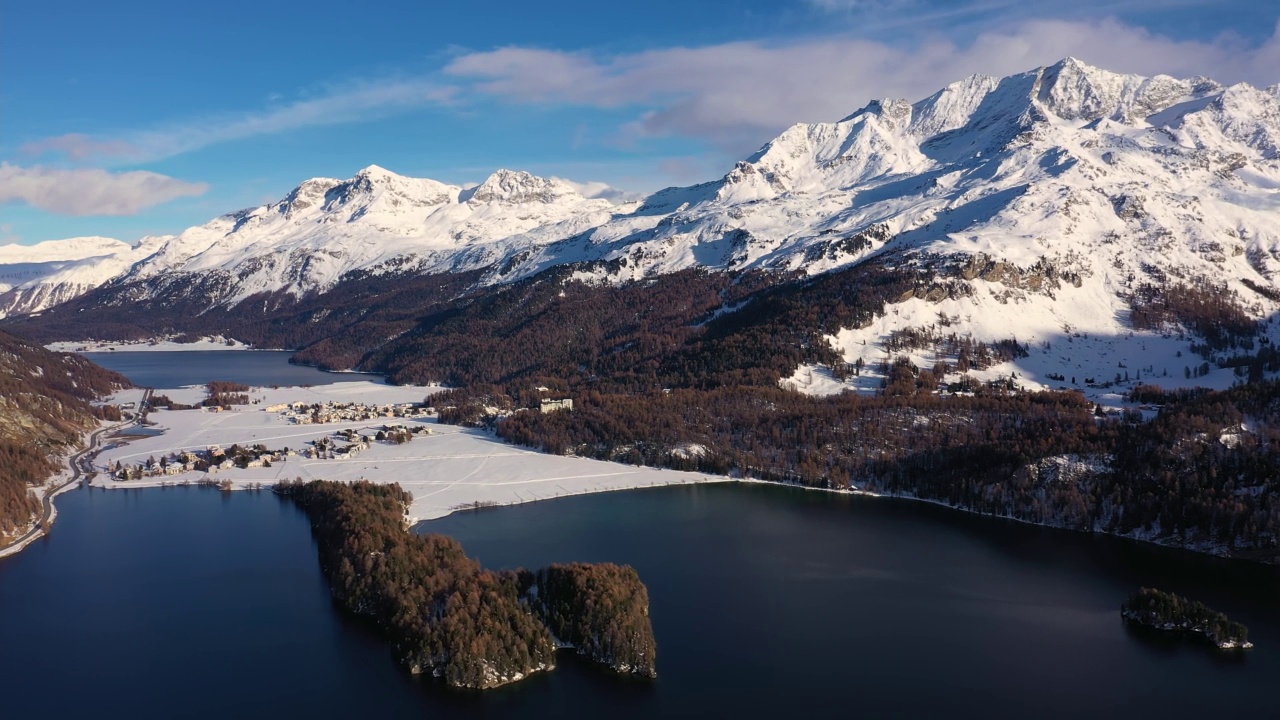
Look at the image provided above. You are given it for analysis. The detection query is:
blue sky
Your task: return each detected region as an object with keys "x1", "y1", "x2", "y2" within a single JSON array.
[{"x1": 3, "y1": 0, "x2": 1278, "y2": 244}]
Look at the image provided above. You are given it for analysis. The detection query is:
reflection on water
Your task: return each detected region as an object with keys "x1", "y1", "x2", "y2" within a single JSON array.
[
  {"x1": 1, "y1": 469, "x2": 1276, "y2": 718},
  {"x1": 111, "y1": 426, "x2": 164, "y2": 438}
]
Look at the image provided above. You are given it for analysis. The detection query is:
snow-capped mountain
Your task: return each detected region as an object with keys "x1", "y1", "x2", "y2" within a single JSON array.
[
  {"x1": 85, "y1": 165, "x2": 619, "y2": 306},
  {"x1": 0, "y1": 165, "x2": 628, "y2": 315},
  {"x1": 503, "y1": 57, "x2": 1280, "y2": 400},
  {"x1": 13, "y1": 57, "x2": 1280, "y2": 395},
  {"x1": 0, "y1": 236, "x2": 143, "y2": 318}
]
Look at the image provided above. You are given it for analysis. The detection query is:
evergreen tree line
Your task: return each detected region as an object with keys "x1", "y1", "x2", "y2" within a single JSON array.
[
  {"x1": 204, "y1": 380, "x2": 251, "y2": 407},
  {"x1": 1130, "y1": 279, "x2": 1261, "y2": 354},
  {"x1": 470, "y1": 381, "x2": 1280, "y2": 559},
  {"x1": 1122, "y1": 587, "x2": 1249, "y2": 647}
]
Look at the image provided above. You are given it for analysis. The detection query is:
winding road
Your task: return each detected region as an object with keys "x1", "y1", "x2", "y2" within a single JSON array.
[{"x1": 0, "y1": 389, "x2": 151, "y2": 557}]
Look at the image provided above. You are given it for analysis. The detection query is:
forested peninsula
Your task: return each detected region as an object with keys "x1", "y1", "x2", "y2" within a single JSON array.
[
  {"x1": 278, "y1": 480, "x2": 657, "y2": 689},
  {"x1": 1122, "y1": 588, "x2": 1252, "y2": 650}
]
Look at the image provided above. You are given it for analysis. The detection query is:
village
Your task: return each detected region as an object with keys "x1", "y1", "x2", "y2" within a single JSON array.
[
  {"x1": 93, "y1": 378, "x2": 712, "y2": 523},
  {"x1": 267, "y1": 399, "x2": 432, "y2": 424},
  {"x1": 111, "y1": 410, "x2": 431, "y2": 481}
]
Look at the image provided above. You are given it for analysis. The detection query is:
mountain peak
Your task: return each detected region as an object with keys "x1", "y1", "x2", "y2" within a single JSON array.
[
  {"x1": 908, "y1": 73, "x2": 1001, "y2": 140},
  {"x1": 1049, "y1": 56, "x2": 1093, "y2": 73},
  {"x1": 355, "y1": 164, "x2": 399, "y2": 179},
  {"x1": 468, "y1": 169, "x2": 578, "y2": 204},
  {"x1": 842, "y1": 98, "x2": 913, "y2": 129},
  {"x1": 0, "y1": 236, "x2": 129, "y2": 264},
  {"x1": 280, "y1": 177, "x2": 342, "y2": 217},
  {"x1": 1034, "y1": 57, "x2": 1216, "y2": 122},
  {"x1": 315, "y1": 165, "x2": 456, "y2": 215}
]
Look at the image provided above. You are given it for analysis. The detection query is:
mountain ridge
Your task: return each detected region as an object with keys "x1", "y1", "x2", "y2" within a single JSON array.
[{"x1": 7, "y1": 57, "x2": 1280, "y2": 403}]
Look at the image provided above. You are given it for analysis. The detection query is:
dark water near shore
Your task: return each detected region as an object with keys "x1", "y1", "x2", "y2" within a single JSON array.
[
  {"x1": 83, "y1": 350, "x2": 375, "y2": 388},
  {"x1": 1, "y1": 484, "x2": 1277, "y2": 718}
]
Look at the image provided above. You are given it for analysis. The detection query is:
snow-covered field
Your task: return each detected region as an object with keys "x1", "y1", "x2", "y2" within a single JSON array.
[
  {"x1": 47, "y1": 336, "x2": 254, "y2": 353},
  {"x1": 94, "y1": 381, "x2": 723, "y2": 521},
  {"x1": 782, "y1": 283, "x2": 1253, "y2": 407}
]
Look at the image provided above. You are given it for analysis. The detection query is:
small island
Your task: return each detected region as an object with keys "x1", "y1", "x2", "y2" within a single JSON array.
[
  {"x1": 1121, "y1": 588, "x2": 1253, "y2": 650},
  {"x1": 278, "y1": 480, "x2": 658, "y2": 689}
]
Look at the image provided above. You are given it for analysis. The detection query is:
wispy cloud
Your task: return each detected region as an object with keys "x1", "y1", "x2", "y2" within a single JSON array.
[
  {"x1": 0, "y1": 164, "x2": 208, "y2": 216},
  {"x1": 19, "y1": 134, "x2": 145, "y2": 162},
  {"x1": 552, "y1": 178, "x2": 646, "y2": 203},
  {"x1": 17, "y1": 16, "x2": 1280, "y2": 170},
  {"x1": 805, "y1": 0, "x2": 1224, "y2": 27},
  {"x1": 22, "y1": 79, "x2": 457, "y2": 164},
  {"x1": 804, "y1": 0, "x2": 912, "y2": 12},
  {"x1": 446, "y1": 18, "x2": 1280, "y2": 152}
]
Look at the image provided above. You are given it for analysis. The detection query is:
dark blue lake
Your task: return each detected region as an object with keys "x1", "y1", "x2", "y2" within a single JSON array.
[
  {"x1": 83, "y1": 350, "x2": 376, "y2": 388},
  {"x1": 1, "y1": 483, "x2": 1277, "y2": 718}
]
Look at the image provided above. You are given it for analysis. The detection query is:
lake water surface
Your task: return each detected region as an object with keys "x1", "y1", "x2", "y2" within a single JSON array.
[
  {"x1": 1, "y1": 351, "x2": 1276, "y2": 717},
  {"x1": 1, "y1": 484, "x2": 1277, "y2": 718},
  {"x1": 84, "y1": 350, "x2": 374, "y2": 388}
]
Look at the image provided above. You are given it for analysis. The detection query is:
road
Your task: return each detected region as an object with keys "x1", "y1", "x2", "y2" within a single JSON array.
[{"x1": 0, "y1": 388, "x2": 151, "y2": 557}]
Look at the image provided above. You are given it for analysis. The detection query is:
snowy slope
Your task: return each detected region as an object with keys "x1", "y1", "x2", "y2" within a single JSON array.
[
  {"x1": 0, "y1": 237, "x2": 139, "y2": 317},
  {"x1": 14, "y1": 58, "x2": 1280, "y2": 398},
  {"x1": 513, "y1": 58, "x2": 1267, "y2": 278},
  {"x1": 104, "y1": 165, "x2": 621, "y2": 305}
]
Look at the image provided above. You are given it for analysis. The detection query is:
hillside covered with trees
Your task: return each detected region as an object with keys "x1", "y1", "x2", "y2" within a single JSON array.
[
  {"x1": 483, "y1": 380, "x2": 1280, "y2": 558},
  {"x1": 0, "y1": 330, "x2": 129, "y2": 541},
  {"x1": 10, "y1": 251, "x2": 1280, "y2": 562},
  {"x1": 279, "y1": 480, "x2": 656, "y2": 689},
  {"x1": 375, "y1": 259, "x2": 1280, "y2": 562}
]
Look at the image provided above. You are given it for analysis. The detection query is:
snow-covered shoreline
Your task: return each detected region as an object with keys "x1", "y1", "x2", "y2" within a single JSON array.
[
  {"x1": 43, "y1": 379, "x2": 1259, "y2": 563},
  {"x1": 93, "y1": 381, "x2": 724, "y2": 523},
  {"x1": 46, "y1": 337, "x2": 279, "y2": 353}
]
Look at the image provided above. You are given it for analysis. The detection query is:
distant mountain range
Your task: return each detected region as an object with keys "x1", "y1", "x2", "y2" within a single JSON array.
[{"x1": 8, "y1": 57, "x2": 1280, "y2": 397}]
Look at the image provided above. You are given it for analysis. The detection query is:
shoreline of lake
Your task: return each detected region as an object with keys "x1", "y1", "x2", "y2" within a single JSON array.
[{"x1": 67, "y1": 350, "x2": 1277, "y2": 567}]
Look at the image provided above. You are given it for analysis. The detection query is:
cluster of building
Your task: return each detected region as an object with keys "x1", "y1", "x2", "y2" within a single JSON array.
[
  {"x1": 268, "y1": 400, "x2": 431, "y2": 425},
  {"x1": 110, "y1": 423, "x2": 431, "y2": 480},
  {"x1": 307, "y1": 433, "x2": 368, "y2": 460},
  {"x1": 111, "y1": 444, "x2": 290, "y2": 479}
]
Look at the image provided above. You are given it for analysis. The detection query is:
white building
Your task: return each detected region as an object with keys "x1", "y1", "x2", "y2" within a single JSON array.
[{"x1": 540, "y1": 398, "x2": 574, "y2": 413}]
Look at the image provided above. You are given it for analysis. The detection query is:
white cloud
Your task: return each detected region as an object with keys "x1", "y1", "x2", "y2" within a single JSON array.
[
  {"x1": 0, "y1": 164, "x2": 208, "y2": 216},
  {"x1": 23, "y1": 79, "x2": 456, "y2": 164},
  {"x1": 805, "y1": 0, "x2": 906, "y2": 11},
  {"x1": 553, "y1": 178, "x2": 646, "y2": 203},
  {"x1": 17, "y1": 16, "x2": 1279, "y2": 170},
  {"x1": 19, "y1": 134, "x2": 145, "y2": 162},
  {"x1": 445, "y1": 18, "x2": 1280, "y2": 152},
  {"x1": 804, "y1": 1, "x2": 1228, "y2": 28}
]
